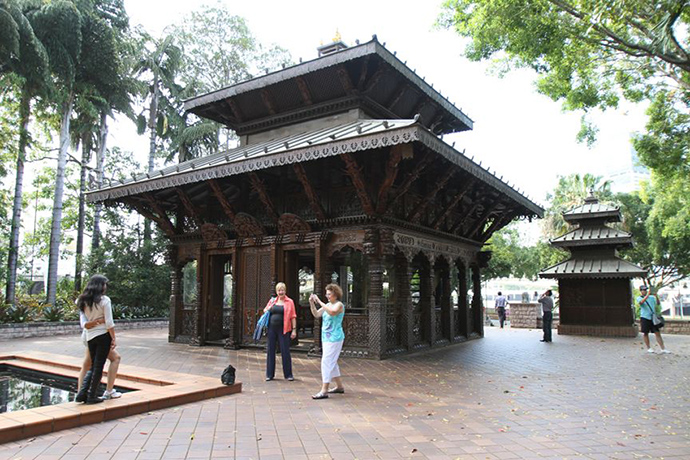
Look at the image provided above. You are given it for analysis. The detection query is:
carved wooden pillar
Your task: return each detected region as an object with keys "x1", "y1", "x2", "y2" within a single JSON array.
[
  {"x1": 167, "y1": 244, "x2": 181, "y2": 343},
  {"x1": 311, "y1": 233, "x2": 330, "y2": 355},
  {"x1": 457, "y1": 259, "x2": 469, "y2": 339},
  {"x1": 400, "y1": 256, "x2": 414, "y2": 351},
  {"x1": 191, "y1": 246, "x2": 204, "y2": 346},
  {"x1": 225, "y1": 250, "x2": 240, "y2": 349},
  {"x1": 365, "y1": 227, "x2": 384, "y2": 359},
  {"x1": 426, "y1": 258, "x2": 440, "y2": 346},
  {"x1": 471, "y1": 264, "x2": 483, "y2": 336},
  {"x1": 440, "y1": 261, "x2": 452, "y2": 343}
]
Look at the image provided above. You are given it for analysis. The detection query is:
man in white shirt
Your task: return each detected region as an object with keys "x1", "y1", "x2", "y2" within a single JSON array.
[{"x1": 495, "y1": 292, "x2": 508, "y2": 329}]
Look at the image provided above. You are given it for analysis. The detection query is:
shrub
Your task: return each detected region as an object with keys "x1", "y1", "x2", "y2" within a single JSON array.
[{"x1": 41, "y1": 303, "x2": 65, "y2": 322}]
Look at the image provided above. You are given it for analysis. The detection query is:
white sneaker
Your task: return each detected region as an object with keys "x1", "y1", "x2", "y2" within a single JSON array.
[
  {"x1": 660, "y1": 349, "x2": 671, "y2": 354},
  {"x1": 647, "y1": 348, "x2": 655, "y2": 353},
  {"x1": 103, "y1": 389, "x2": 122, "y2": 399}
]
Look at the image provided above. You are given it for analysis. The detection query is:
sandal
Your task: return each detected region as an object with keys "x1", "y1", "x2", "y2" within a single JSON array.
[
  {"x1": 311, "y1": 392, "x2": 329, "y2": 400},
  {"x1": 327, "y1": 387, "x2": 345, "y2": 394}
]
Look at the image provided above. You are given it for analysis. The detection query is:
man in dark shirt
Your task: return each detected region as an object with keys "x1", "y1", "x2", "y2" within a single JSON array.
[{"x1": 538, "y1": 290, "x2": 554, "y2": 342}]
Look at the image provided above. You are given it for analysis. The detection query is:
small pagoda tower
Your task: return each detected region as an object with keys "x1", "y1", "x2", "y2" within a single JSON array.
[{"x1": 539, "y1": 194, "x2": 646, "y2": 337}]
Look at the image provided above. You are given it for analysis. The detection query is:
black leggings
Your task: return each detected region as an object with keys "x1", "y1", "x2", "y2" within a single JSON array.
[{"x1": 87, "y1": 333, "x2": 112, "y2": 396}]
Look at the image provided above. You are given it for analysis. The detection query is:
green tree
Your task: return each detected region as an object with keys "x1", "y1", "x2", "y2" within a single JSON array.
[
  {"x1": 617, "y1": 182, "x2": 690, "y2": 290},
  {"x1": 484, "y1": 224, "x2": 565, "y2": 281},
  {"x1": 1, "y1": 0, "x2": 50, "y2": 307},
  {"x1": 543, "y1": 173, "x2": 612, "y2": 238}
]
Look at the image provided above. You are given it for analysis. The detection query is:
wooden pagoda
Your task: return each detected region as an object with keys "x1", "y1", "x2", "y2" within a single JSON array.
[
  {"x1": 88, "y1": 37, "x2": 543, "y2": 358},
  {"x1": 540, "y1": 195, "x2": 646, "y2": 337}
]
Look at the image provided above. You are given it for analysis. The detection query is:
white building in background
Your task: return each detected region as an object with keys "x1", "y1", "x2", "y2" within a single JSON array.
[{"x1": 605, "y1": 146, "x2": 651, "y2": 194}]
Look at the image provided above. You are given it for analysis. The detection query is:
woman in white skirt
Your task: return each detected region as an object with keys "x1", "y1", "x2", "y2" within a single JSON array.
[{"x1": 309, "y1": 283, "x2": 345, "y2": 399}]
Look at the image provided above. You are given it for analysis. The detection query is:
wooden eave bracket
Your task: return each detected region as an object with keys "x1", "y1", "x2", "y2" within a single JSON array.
[
  {"x1": 295, "y1": 76, "x2": 313, "y2": 106},
  {"x1": 292, "y1": 163, "x2": 326, "y2": 220},
  {"x1": 480, "y1": 210, "x2": 519, "y2": 242},
  {"x1": 341, "y1": 153, "x2": 375, "y2": 216},
  {"x1": 226, "y1": 99, "x2": 244, "y2": 123},
  {"x1": 248, "y1": 172, "x2": 280, "y2": 222},
  {"x1": 260, "y1": 89, "x2": 277, "y2": 115},
  {"x1": 133, "y1": 195, "x2": 176, "y2": 238},
  {"x1": 356, "y1": 55, "x2": 371, "y2": 91},
  {"x1": 407, "y1": 167, "x2": 455, "y2": 222},
  {"x1": 336, "y1": 65, "x2": 356, "y2": 96},
  {"x1": 387, "y1": 83, "x2": 409, "y2": 111},
  {"x1": 467, "y1": 201, "x2": 502, "y2": 239},
  {"x1": 389, "y1": 152, "x2": 434, "y2": 208},
  {"x1": 432, "y1": 178, "x2": 475, "y2": 230},
  {"x1": 208, "y1": 179, "x2": 237, "y2": 222},
  {"x1": 175, "y1": 188, "x2": 204, "y2": 228},
  {"x1": 375, "y1": 145, "x2": 405, "y2": 214},
  {"x1": 451, "y1": 200, "x2": 482, "y2": 235}
]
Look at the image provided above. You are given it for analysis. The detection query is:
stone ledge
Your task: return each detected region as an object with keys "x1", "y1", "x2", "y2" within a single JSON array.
[
  {"x1": 635, "y1": 319, "x2": 690, "y2": 335},
  {"x1": 0, "y1": 318, "x2": 169, "y2": 341}
]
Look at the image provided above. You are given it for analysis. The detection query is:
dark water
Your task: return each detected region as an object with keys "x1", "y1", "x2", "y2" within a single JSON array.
[{"x1": 0, "y1": 364, "x2": 130, "y2": 413}]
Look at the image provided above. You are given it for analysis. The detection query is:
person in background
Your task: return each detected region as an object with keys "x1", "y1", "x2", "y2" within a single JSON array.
[
  {"x1": 263, "y1": 282, "x2": 297, "y2": 381},
  {"x1": 495, "y1": 291, "x2": 508, "y2": 329},
  {"x1": 637, "y1": 285, "x2": 670, "y2": 354},
  {"x1": 76, "y1": 275, "x2": 116, "y2": 404},
  {"x1": 309, "y1": 283, "x2": 346, "y2": 399},
  {"x1": 77, "y1": 313, "x2": 122, "y2": 400},
  {"x1": 538, "y1": 290, "x2": 554, "y2": 343}
]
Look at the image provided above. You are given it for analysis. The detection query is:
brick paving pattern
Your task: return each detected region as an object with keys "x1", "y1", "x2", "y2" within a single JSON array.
[{"x1": 0, "y1": 326, "x2": 688, "y2": 459}]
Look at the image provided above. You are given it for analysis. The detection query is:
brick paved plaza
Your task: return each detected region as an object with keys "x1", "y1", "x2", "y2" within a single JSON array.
[{"x1": 0, "y1": 326, "x2": 688, "y2": 459}]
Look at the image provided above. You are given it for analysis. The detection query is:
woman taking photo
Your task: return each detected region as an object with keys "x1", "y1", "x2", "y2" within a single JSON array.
[
  {"x1": 309, "y1": 283, "x2": 345, "y2": 399},
  {"x1": 76, "y1": 275, "x2": 116, "y2": 404},
  {"x1": 263, "y1": 282, "x2": 297, "y2": 381}
]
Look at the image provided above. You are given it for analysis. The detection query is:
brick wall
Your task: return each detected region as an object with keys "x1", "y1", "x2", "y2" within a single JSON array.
[
  {"x1": 0, "y1": 318, "x2": 169, "y2": 341},
  {"x1": 509, "y1": 303, "x2": 540, "y2": 329}
]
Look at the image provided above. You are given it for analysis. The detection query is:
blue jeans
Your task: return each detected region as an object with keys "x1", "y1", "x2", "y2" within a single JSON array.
[{"x1": 266, "y1": 324, "x2": 293, "y2": 379}]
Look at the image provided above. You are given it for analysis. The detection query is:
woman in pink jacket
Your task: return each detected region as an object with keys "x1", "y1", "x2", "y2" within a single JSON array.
[{"x1": 263, "y1": 282, "x2": 297, "y2": 381}]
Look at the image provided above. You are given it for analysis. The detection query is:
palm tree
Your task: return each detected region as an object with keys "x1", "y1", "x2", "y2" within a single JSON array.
[
  {"x1": 543, "y1": 173, "x2": 613, "y2": 238},
  {"x1": 133, "y1": 31, "x2": 183, "y2": 241},
  {"x1": 1, "y1": 0, "x2": 49, "y2": 307}
]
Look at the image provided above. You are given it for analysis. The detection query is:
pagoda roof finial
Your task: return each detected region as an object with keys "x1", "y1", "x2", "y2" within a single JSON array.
[{"x1": 333, "y1": 29, "x2": 341, "y2": 43}]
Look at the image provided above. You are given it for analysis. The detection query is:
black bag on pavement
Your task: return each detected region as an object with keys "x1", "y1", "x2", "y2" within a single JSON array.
[{"x1": 221, "y1": 364, "x2": 236, "y2": 385}]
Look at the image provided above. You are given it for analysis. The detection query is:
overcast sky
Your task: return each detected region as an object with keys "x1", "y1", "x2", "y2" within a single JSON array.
[{"x1": 116, "y1": 0, "x2": 648, "y2": 207}]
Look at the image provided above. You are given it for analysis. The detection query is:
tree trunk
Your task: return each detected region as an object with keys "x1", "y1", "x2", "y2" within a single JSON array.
[
  {"x1": 46, "y1": 92, "x2": 74, "y2": 306},
  {"x1": 144, "y1": 80, "x2": 159, "y2": 242},
  {"x1": 74, "y1": 132, "x2": 91, "y2": 292},
  {"x1": 5, "y1": 88, "x2": 32, "y2": 307},
  {"x1": 91, "y1": 111, "x2": 108, "y2": 251}
]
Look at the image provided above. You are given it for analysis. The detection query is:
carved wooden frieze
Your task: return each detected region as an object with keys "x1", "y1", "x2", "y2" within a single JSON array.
[
  {"x1": 277, "y1": 213, "x2": 311, "y2": 235},
  {"x1": 327, "y1": 230, "x2": 365, "y2": 256},
  {"x1": 393, "y1": 231, "x2": 476, "y2": 264},
  {"x1": 234, "y1": 212, "x2": 265, "y2": 238},
  {"x1": 200, "y1": 223, "x2": 227, "y2": 242}
]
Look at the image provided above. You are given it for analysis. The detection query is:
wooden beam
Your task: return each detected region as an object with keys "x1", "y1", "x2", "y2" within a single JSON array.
[
  {"x1": 135, "y1": 196, "x2": 176, "y2": 237},
  {"x1": 295, "y1": 76, "x2": 313, "y2": 105},
  {"x1": 432, "y1": 178, "x2": 475, "y2": 230},
  {"x1": 260, "y1": 89, "x2": 277, "y2": 115},
  {"x1": 407, "y1": 168, "x2": 455, "y2": 222},
  {"x1": 480, "y1": 211, "x2": 516, "y2": 242},
  {"x1": 225, "y1": 99, "x2": 244, "y2": 122},
  {"x1": 364, "y1": 66, "x2": 386, "y2": 92},
  {"x1": 336, "y1": 65, "x2": 356, "y2": 95},
  {"x1": 341, "y1": 153, "x2": 375, "y2": 216},
  {"x1": 248, "y1": 172, "x2": 279, "y2": 222},
  {"x1": 356, "y1": 55, "x2": 371, "y2": 90},
  {"x1": 387, "y1": 83, "x2": 408, "y2": 111},
  {"x1": 376, "y1": 145, "x2": 405, "y2": 214},
  {"x1": 292, "y1": 163, "x2": 326, "y2": 220},
  {"x1": 208, "y1": 179, "x2": 237, "y2": 222},
  {"x1": 451, "y1": 200, "x2": 482, "y2": 235},
  {"x1": 389, "y1": 152, "x2": 434, "y2": 207},
  {"x1": 175, "y1": 188, "x2": 204, "y2": 228},
  {"x1": 467, "y1": 201, "x2": 502, "y2": 240}
]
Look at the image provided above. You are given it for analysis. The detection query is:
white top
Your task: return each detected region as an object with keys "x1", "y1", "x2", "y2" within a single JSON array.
[
  {"x1": 495, "y1": 295, "x2": 507, "y2": 308},
  {"x1": 80, "y1": 295, "x2": 114, "y2": 341}
]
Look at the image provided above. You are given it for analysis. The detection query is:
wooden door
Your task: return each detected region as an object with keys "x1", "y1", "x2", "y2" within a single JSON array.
[{"x1": 240, "y1": 247, "x2": 273, "y2": 344}]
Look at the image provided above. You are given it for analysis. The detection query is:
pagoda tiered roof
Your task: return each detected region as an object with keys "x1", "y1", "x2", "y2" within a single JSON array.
[{"x1": 184, "y1": 37, "x2": 473, "y2": 138}]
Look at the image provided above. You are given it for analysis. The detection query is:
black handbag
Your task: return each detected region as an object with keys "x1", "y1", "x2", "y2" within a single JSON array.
[{"x1": 221, "y1": 364, "x2": 236, "y2": 385}]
